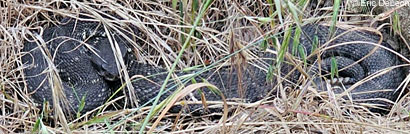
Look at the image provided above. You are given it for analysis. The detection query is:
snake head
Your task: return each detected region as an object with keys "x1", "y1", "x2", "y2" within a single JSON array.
[
  {"x1": 92, "y1": 60, "x2": 119, "y2": 81},
  {"x1": 90, "y1": 41, "x2": 127, "y2": 81}
]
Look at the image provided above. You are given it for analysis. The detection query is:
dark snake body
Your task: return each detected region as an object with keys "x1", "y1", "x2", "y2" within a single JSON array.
[
  {"x1": 22, "y1": 21, "x2": 406, "y2": 114},
  {"x1": 22, "y1": 21, "x2": 126, "y2": 112},
  {"x1": 300, "y1": 25, "x2": 405, "y2": 111}
]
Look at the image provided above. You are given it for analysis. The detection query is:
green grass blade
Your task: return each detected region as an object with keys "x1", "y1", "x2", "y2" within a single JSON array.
[
  {"x1": 266, "y1": 65, "x2": 276, "y2": 82},
  {"x1": 287, "y1": 1, "x2": 302, "y2": 26},
  {"x1": 259, "y1": 37, "x2": 268, "y2": 51},
  {"x1": 277, "y1": 27, "x2": 292, "y2": 68},
  {"x1": 297, "y1": 0, "x2": 309, "y2": 7},
  {"x1": 292, "y1": 26, "x2": 302, "y2": 56},
  {"x1": 76, "y1": 93, "x2": 87, "y2": 118},
  {"x1": 179, "y1": 0, "x2": 186, "y2": 44},
  {"x1": 274, "y1": 0, "x2": 283, "y2": 26},
  {"x1": 330, "y1": 57, "x2": 339, "y2": 80},
  {"x1": 311, "y1": 35, "x2": 318, "y2": 54},
  {"x1": 172, "y1": 0, "x2": 178, "y2": 9},
  {"x1": 298, "y1": 43, "x2": 307, "y2": 68},
  {"x1": 329, "y1": 0, "x2": 341, "y2": 38},
  {"x1": 393, "y1": 12, "x2": 401, "y2": 34}
]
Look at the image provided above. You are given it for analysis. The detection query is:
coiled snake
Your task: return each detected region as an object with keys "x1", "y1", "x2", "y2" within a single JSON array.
[{"x1": 22, "y1": 20, "x2": 406, "y2": 114}]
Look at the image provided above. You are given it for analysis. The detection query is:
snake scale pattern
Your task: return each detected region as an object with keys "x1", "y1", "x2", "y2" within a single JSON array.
[{"x1": 22, "y1": 20, "x2": 406, "y2": 114}]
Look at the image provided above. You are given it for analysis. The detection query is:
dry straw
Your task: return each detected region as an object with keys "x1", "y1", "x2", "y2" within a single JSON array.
[{"x1": 0, "y1": 0, "x2": 409, "y2": 133}]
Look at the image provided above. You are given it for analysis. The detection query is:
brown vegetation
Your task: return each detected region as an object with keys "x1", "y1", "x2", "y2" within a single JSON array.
[{"x1": 0, "y1": 0, "x2": 409, "y2": 133}]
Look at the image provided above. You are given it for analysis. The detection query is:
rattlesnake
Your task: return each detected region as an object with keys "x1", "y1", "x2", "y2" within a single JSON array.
[{"x1": 22, "y1": 20, "x2": 406, "y2": 114}]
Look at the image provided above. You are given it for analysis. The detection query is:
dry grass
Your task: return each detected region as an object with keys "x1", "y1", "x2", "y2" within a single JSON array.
[{"x1": 0, "y1": 0, "x2": 409, "y2": 133}]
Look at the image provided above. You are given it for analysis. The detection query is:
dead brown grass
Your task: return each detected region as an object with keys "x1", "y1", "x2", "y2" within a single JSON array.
[{"x1": 0, "y1": 0, "x2": 409, "y2": 133}]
